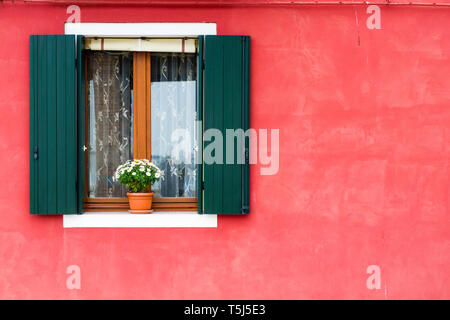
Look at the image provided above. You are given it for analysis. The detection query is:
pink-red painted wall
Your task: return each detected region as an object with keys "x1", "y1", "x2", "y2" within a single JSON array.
[{"x1": 0, "y1": 2, "x2": 449, "y2": 299}]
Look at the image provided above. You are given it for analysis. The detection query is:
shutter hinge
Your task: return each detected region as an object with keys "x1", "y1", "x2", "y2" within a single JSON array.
[
  {"x1": 245, "y1": 147, "x2": 249, "y2": 164},
  {"x1": 201, "y1": 180, "x2": 205, "y2": 190},
  {"x1": 240, "y1": 205, "x2": 249, "y2": 214},
  {"x1": 33, "y1": 146, "x2": 38, "y2": 160}
]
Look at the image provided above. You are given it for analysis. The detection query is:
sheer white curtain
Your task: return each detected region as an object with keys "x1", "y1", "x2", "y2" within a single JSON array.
[
  {"x1": 150, "y1": 53, "x2": 197, "y2": 197},
  {"x1": 86, "y1": 51, "x2": 133, "y2": 198}
]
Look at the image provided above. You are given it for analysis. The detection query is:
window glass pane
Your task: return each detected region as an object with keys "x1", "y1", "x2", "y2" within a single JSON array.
[
  {"x1": 86, "y1": 51, "x2": 133, "y2": 198},
  {"x1": 151, "y1": 53, "x2": 197, "y2": 198}
]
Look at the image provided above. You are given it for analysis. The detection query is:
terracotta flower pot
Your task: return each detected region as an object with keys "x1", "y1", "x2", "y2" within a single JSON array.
[{"x1": 127, "y1": 192, "x2": 154, "y2": 214}]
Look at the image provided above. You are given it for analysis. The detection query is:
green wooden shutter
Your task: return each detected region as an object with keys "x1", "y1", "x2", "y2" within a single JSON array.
[
  {"x1": 198, "y1": 35, "x2": 250, "y2": 215},
  {"x1": 29, "y1": 35, "x2": 84, "y2": 215}
]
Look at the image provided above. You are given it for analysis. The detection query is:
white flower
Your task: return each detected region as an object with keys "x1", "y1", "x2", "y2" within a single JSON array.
[
  {"x1": 139, "y1": 166, "x2": 145, "y2": 172},
  {"x1": 146, "y1": 172, "x2": 150, "y2": 176},
  {"x1": 155, "y1": 172, "x2": 160, "y2": 178},
  {"x1": 132, "y1": 172, "x2": 136, "y2": 176}
]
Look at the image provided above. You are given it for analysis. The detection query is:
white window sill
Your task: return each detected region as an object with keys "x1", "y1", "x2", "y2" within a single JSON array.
[{"x1": 63, "y1": 211, "x2": 217, "y2": 228}]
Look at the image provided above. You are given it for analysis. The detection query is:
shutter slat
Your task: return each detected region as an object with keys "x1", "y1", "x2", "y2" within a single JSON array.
[
  {"x1": 30, "y1": 35, "x2": 81, "y2": 215},
  {"x1": 57, "y1": 36, "x2": 66, "y2": 212},
  {"x1": 29, "y1": 36, "x2": 37, "y2": 214},
  {"x1": 196, "y1": 36, "x2": 204, "y2": 213},
  {"x1": 77, "y1": 35, "x2": 85, "y2": 214},
  {"x1": 204, "y1": 36, "x2": 223, "y2": 214},
  {"x1": 243, "y1": 36, "x2": 251, "y2": 212},
  {"x1": 48, "y1": 36, "x2": 58, "y2": 214},
  {"x1": 201, "y1": 35, "x2": 250, "y2": 215},
  {"x1": 66, "y1": 36, "x2": 77, "y2": 214},
  {"x1": 223, "y1": 36, "x2": 242, "y2": 214},
  {"x1": 65, "y1": 36, "x2": 76, "y2": 213},
  {"x1": 37, "y1": 36, "x2": 48, "y2": 214}
]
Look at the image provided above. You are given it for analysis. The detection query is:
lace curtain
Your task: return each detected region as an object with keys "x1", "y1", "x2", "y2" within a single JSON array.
[
  {"x1": 150, "y1": 53, "x2": 197, "y2": 197},
  {"x1": 86, "y1": 51, "x2": 133, "y2": 198}
]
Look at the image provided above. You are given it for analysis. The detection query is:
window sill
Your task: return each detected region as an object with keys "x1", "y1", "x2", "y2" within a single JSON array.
[{"x1": 63, "y1": 211, "x2": 217, "y2": 228}]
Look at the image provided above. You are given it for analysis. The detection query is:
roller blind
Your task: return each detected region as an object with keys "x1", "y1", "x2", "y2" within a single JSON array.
[{"x1": 85, "y1": 38, "x2": 197, "y2": 53}]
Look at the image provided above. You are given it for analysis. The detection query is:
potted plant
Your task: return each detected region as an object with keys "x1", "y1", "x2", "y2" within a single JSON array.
[{"x1": 114, "y1": 159, "x2": 162, "y2": 214}]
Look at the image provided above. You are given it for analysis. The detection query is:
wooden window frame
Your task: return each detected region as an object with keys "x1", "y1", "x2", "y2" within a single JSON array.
[{"x1": 83, "y1": 50, "x2": 197, "y2": 212}]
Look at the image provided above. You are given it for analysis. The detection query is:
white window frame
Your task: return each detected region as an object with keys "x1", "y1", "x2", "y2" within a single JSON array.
[{"x1": 63, "y1": 23, "x2": 217, "y2": 228}]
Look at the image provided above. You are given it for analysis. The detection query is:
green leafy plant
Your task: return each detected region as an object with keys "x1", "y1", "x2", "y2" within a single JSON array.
[{"x1": 114, "y1": 159, "x2": 162, "y2": 193}]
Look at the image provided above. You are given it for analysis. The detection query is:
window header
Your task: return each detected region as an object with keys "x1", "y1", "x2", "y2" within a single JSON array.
[{"x1": 65, "y1": 23, "x2": 217, "y2": 38}]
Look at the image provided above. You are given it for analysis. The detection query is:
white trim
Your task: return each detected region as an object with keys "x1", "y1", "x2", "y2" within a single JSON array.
[
  {"x1": 63, "y1": 212, "x2": 217, "y2": 228},
  {"x1": 64, "y1": 23, "x2": 217, "y2": 37},
  {"x1": 63, "y1": 23, "x2": 217, "y2": 228}
]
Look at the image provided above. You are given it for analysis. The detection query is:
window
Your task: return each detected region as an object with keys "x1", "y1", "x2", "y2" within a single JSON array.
[
  {"x1": 29, "y1": 25, "x2": 250, "y2": 217},
  {"x1": 83, "y1": 48, "x2": 198, "y2": 211}
]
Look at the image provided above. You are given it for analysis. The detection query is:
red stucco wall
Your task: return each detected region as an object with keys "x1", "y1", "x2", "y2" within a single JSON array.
[{"x1": 0, "y1": 2, "x2": 449, "y2": 299}]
